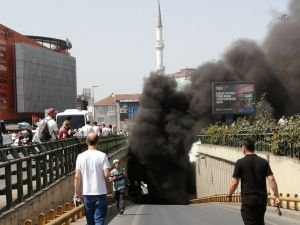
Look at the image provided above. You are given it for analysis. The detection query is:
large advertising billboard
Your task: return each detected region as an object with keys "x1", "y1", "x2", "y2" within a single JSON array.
[
  {"x1": 15, "y1": 43, "x2": 76, "y2": 112},
  {"x1": 212, "y1": 81, "x2": 255, "y2": 114}
]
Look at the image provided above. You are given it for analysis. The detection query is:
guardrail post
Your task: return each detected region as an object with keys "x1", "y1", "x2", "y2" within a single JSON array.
[
  {"x1": 47, "y1": 209, "x2": 56, "y2": 221},
  {"x1": 48, "y1": 154, "x2": 54, "y2": 183},
  {"x1": 64, "y1": 202, "x2": 71, "y2": 212},
  {"x1": 295, "y1": 194, "x2": 299, "y2": 211},
  {"x1": 24, "y1": 219, "x2": 32, "y2": 225},
  {"x1": 56, "y1": 205, "x2": 63, "y2": 218},
  {"x1": 5, "y1": 162, "x2": 13, "y2": 209},
  {"x1": 239, "y1": 194, "x2": 241, "y2": 202},
  {"x1": 42, "y1": 154, "x2": 48, "y2": 188},
  {"x1": 35, "y1": 153, "x2": 42, "y2": 191},
  {"x1": 286, "y1": 193, "x2": 290, "y2": 209},
  {"x1": 17, "y1": 159, "x2": 24, "y2": 202},
  {"x1": 267, "y1": 193, "x2": 271, "y2": 206},
  {"x1": 279, "y1": 193, "x2": 283, "y2": 208},
  {"x1": 37, "y1": 213, "x2": 45, "y2": 225},
  {"x1": 26, "y1": 154, "x2": 33, "y2": 196}
]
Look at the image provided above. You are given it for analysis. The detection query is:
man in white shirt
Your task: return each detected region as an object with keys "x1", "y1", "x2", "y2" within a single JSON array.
[
  {"x1": 102, "y1": 124, "x2": 111, "y2": 136},
  {"x1": 79, "y1": 121, "x2": 94, "y2": 136},
  {"x1": 47, "y1": 108, "x2": 59, "y2": 140},
  {"x1": 74, "y1": 132, "x2": 111, "y2": 225},
  {"x1": 92, "y1": 121, "x2": 100, "y2": 136},
  {"x1": 38, "y1": 108, "x2": 58, "y2": 142}
]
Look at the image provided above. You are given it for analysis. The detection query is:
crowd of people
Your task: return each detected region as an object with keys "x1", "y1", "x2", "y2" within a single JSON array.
[{"x1": 10, "y1": 107, "x2": 127, "y2": 146}]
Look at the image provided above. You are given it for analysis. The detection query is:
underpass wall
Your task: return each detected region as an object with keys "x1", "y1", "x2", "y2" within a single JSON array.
[
  {"x1": 0, "y1": 175, "x2": 75, "y2": 225},
  {"x1": 0, "y1": 146, "x2": 128, "y2": 225},
  {"x1": 194, "y1": 143, "x2": 300, "y2": 198}
]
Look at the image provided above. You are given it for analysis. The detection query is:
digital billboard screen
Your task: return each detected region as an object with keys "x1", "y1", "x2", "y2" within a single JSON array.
[{"x1": 212, "y1": 81, "x2": 255, "y2": 114}]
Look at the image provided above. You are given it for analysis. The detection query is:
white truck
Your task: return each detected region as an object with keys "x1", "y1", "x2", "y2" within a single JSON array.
[{"x1": 56, "y1": 109, "x2": 92, "y2": 130}]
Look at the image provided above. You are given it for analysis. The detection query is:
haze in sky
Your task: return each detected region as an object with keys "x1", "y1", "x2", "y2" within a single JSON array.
[{"x1": 1, "y1": 0, "x2": 288, "y2": 101}]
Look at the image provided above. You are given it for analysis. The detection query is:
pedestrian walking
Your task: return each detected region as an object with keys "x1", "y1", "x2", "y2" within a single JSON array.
[
  {"x1": 74, "y1": 132, "x2": 111, "y2": 225},
  {"x1": 228, "y1": 139, "x2": 280, "y2": 225},
  {"x1": 141, "y1": 181, "x2": 149, "y2": 204},
  {"x1": 109, "y1": 159, "x2": 127, "y2": 214}
]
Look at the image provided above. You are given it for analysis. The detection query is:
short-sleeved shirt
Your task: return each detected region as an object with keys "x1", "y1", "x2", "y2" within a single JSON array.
[
  {"x1": 59, "y1": 127, "x2": 69, "y2": 138},
  {"x1": 232, "y1": 154, "x2": 273, "y2": 205},
  {"x1": 76, "y1": 150, "x2": 110, "y2": 195},
  {"x1": 80, "y1": 124, "x2": 94, "y2": 136},
  {"x1": 110, "y1": 168, "x2": 126, "y2": 191},
  {"x1": 45, "y1": 116, "x2": 58, "y2": 140}
]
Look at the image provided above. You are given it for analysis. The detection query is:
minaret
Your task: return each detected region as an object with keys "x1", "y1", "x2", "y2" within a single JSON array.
[{"x1": 155, "y1": 0, "x2": 165, "y2": 74}]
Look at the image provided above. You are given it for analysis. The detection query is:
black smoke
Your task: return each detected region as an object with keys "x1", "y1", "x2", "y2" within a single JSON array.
[
  {"x1": 129, "y1": 0, "x2": 300, "y2": 204},
  {"x1": 129, "y1": 74, "x2": 195, "y2": 204}
]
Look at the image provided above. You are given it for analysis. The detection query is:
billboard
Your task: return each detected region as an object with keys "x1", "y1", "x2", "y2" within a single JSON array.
[
  {"x1": 212, "y1": 81, "x2": 255, "y2": 114},
  {"x1": 118, "y1": 101, "x2": 139, "y2": 122},
  {"x1": 15, "y1": 43, "x2": 76, "y2": 112}
]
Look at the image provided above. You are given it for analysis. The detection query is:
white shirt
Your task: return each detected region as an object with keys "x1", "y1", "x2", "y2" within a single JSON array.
[
  {"x1": 102, "y1": 127, "x2": 111, "y2": 136},
  {"x1": 45, "y1": 116, "x2": 58, "y2": 140},
  {"x1": 76, "y1": 150, "x2": 110, "y2": 195},
  {"x1": 141, "y1": 183, "x2": 148, "y2": 195},
  {"x1": 80, "y1": 124, "x2": 94, "y2": 136},
  {"x1": 92, "y1": 125, "x2": 100, "y2": 136}
]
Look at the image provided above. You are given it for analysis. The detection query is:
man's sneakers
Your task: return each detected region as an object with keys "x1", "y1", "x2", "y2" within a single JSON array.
[{"x1": 119, "y1": 209, "x2": 124, "y2": 215}]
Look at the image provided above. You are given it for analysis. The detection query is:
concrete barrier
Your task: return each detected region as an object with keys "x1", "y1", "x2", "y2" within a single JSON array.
[{"x1": 194, "y1": 143, "x2": 300, "y2": 198}]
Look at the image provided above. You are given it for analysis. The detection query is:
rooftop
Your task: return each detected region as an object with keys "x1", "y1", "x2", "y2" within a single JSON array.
[{"x1": 95, "y1": 93, "x2": 141, "y2": 105}]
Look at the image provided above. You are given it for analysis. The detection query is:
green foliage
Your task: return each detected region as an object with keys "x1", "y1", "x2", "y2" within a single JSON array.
[
  {"x1": 203, "y1": 96, "x2": 300, "y2": 156},
  {"x1": 206, "y1": 123, "x2": 226, "y2": 145}
]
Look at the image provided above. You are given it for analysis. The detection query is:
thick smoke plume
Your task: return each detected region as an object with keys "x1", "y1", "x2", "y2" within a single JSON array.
[
  {"x1": 129, "y1": 74, "x2": 195, "y2": 204},
  {"x1": 129, "y1": 0, "x2": 300, "y2": 204}
]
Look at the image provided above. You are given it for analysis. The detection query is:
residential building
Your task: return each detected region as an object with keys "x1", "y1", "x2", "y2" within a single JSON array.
[
  {"x1": 94, "y1": 93, "x2": 141, "y2": 132},
  {"x1": 168, "y1": 68, "x2": 196, "y2": 90}
]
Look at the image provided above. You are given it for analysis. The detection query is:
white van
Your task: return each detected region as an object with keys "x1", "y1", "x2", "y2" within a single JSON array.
[{"x1": 56, "y1": 109, "x2": 91, "y2": 130}]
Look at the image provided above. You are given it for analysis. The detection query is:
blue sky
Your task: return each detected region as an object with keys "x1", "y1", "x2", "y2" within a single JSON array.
[{"x1": 1, "y1": 0, "x2": 288, "y2": 101}]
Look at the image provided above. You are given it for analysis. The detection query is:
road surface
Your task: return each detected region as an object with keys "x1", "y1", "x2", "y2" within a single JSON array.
[{"x1": 106, "y1": 203, "x2": 300, "y2": 225}]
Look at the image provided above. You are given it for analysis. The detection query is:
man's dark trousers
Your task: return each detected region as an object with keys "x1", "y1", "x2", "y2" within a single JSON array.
[{"x1": 241, "y1": 204, "x2": 266, "y2": 225}]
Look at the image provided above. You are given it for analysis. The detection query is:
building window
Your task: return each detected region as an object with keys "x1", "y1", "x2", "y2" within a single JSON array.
[
  {"x1": 108, "y1": 105, "x2": 115, "y2": 112},
  {"x1": 98, "y1": 117, "x2": 105, "y2": 123}
]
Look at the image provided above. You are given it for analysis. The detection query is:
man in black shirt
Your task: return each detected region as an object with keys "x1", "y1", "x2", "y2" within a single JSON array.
[{"x1": 228, "y1": 139, "x2": 280, "y2": 225}]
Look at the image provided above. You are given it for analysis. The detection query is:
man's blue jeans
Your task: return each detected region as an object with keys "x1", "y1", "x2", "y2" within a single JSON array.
[{"x1": 83, "y1": 195, "x2": 107, "y2": 225}]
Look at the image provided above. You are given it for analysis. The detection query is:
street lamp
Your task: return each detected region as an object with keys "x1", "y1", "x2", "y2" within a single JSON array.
[{"x1": 91, "y1": 85, "x2": 99, "y2": 122}]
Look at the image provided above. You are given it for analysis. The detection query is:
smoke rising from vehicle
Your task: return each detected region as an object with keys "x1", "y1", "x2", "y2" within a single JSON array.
[{"x1": 129, "y1": 0, "x2": 300, "y2": 204}]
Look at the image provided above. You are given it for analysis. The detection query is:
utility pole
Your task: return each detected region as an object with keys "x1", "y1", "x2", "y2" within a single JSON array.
[{"x1": 91, "y1": 85, "x2": 98, "y2": 122}]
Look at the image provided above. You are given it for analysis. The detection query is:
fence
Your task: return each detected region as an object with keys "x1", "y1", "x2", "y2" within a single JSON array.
[
  {"x1": 191, "y1": 193, "x2": 300, "y2": 211},
  {"x1": 0, "y1": 135, "x2": 127, "y2": 214},
  {"x1": 23, "y1": 195, "x2": 116, "y2": 225},
  {"x1": 198, "y1": 133, "x2": 300, "y2": 159}
]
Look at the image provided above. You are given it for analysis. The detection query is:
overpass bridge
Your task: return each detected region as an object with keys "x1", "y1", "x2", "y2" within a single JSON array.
[{"x1": 1, "y1": 135, "x2": 300, "y2": 225}]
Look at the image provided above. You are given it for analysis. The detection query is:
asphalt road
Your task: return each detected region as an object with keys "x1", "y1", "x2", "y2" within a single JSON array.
[{"x1": 106, "y1": 203, "x2": 300, "y2": 225}]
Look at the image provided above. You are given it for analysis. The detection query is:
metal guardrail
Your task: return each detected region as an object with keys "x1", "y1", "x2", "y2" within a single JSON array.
[
  {"x1": 191, "y1": 193, "x2": 300, "y2": 211},
  {"x1": 23, "y1": 195, "x2": 115, "y2": 225},
  {"x1": 197, "y1": 133, "x2": 300, "y2": 159},
  {"x1": 0, "y1": 135, "x2": 127, "y2": 214}
]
